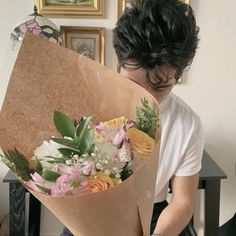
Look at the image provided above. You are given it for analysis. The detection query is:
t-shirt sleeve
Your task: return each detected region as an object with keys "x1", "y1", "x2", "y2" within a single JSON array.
[{"x1": 175, "y1": 116, "x2": 204, "y2": 176}]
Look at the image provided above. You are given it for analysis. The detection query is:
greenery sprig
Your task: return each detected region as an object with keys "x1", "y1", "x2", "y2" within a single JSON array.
[
  {"x1": 0, "y1": 148, "x2": 31, "y2": 181},
  {"x1": 0, "y1": 148, "x2": 43, "y2": 181},
  {"x1": 136, "y1": 97, "x2": 158, "y2": 138}
]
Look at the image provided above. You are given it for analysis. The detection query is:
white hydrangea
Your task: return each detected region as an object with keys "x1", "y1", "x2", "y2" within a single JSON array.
[
  {"x1": 92, "y1": 139, "x2": 126, "y2": 177},
  {"x1": 32, "y1": 139, "x2": 64, "y2": 168}
]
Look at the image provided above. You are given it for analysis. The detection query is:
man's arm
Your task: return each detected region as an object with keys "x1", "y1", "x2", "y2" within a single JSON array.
[{"x1": 154, "y1": 173, "x2": 199, "y2": 236}]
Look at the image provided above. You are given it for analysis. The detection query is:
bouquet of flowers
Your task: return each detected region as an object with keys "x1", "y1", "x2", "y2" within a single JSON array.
[
  {"x1": 1, "y1": 98, "x2": 158, "y2": 198},
  {"x1": 0, "y1": 33, "x2": 161, "y2": 236}
]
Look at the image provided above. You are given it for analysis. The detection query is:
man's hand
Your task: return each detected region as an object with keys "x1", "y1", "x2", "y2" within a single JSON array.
[{"x1": 154, "y1": 173, "x2": 199, "y2": 236}]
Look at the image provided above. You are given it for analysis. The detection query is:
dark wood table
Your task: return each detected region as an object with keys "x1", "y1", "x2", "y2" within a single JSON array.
[
  {"x1": 199, "y1": 151, "x2": 227, "y2": 236},
  {"x1": 3, "y1": 172, "x2": 41, "y2": 236},
  {"x1": 3, "y1": 150, "x2": 227, "y2": 236}
]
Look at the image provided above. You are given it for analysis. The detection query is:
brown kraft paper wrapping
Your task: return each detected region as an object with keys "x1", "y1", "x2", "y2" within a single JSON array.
[{"x1": 0, "y1": 33, "x2": 161, "y2": 236}]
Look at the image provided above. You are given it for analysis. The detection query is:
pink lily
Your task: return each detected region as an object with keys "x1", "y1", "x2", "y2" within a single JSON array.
[
  {"x1": 113, "y1": 128, "x2": 128, "y2": 145},
  {"x1": 79, "y1": 162, "x2": 94, "y2": 175},
  {"x1": 116, "y1": 141, "x2": 131, "y2": 162},
  {"x1": 57, "y1": 163, "x2": 73, "y2": 174},
  {"x1": 51, "y1": 183, "x2": 72, "y2": 197},
  {"x1": 26, "y1": 180, "x2": 44, "y2": 193},
  {"x1": 31, "y1": 172, "x2": 45, "y2": 182},
  {"x1": 26, "y1": 172, "x2": 52, "y2": 194}
]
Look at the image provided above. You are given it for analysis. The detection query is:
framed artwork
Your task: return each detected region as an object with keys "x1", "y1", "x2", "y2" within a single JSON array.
[
  {"x1": 35, "y1": 0, "x2": 105, "y2": 18},
  {"x1": 60, "y1": 26, "x2": 105, "y2": 64},
  {"x1": 117, "y1": 0, "x2": 189, "y2": 19}
]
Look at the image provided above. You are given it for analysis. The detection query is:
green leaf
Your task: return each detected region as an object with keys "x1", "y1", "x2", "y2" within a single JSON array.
[
  {"x1": 42, "y1": 169, "x2": 61, "y2": 181},
  {"x1": 36, "y1": 184, "x2": 51, "y2": 194},
  {"x1": 89, "y1": 143, "x2": 95, "y2": 154},
  {"x1": 76, "y1": 116, "x2": 92, "y2": 140},
  {"x1": 79, "y1": 128, "x2": 94, "y2": 154},
  {"x1": 51, "y1": 137, "x2": 80, "y2": 149},
  {"x1": 54, "y1": 111, "x2": 76, "y2": 138},
  {"x1": 45, "y1": 156, "x2": 66, "y2": 164},
  {"x1": 58, "y1": 148, "x2": 81, "y2": 159},
  {"x1": 70, "y1": 180, "x2": 80, "y2": 188}
]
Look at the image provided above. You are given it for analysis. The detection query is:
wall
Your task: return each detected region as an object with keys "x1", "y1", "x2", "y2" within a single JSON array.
[
  {"x1": 174, "y1": 1, "x2": 236, "y2": 234},
  {"x1": 0, "y1": 0, "x2": 235, "y2": 235}
]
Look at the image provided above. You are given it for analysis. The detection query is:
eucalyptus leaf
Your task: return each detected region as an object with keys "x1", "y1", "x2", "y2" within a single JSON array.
[{"x1": 54, "y1": 111, "x2": 76, "y2": 138}]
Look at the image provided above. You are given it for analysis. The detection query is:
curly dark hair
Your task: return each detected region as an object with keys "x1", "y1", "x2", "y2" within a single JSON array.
[{"x1": 113, "y1": 0, "x2": 199, "y2": 76}]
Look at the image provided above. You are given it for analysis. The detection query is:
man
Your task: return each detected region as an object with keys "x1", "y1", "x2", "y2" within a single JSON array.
[
  {"x1": 61, "y1": 0, "x2": 203, "y2": 235},
  {"x1": 113, "y1": 0, "x2": 204, "y2": 235}
]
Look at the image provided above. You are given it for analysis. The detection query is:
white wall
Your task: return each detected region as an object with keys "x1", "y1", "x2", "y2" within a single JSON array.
[
  {"x1": 0, "y1": 0, "x2": 235, "y2": 236},
  {"x1": 173, "y1": 1, "x2": 236, "y2": 233}
]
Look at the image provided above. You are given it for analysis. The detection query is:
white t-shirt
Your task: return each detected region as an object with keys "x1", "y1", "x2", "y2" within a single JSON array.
[{"x1": 154, "y1": 93, "x2": 204, "y2": 202}]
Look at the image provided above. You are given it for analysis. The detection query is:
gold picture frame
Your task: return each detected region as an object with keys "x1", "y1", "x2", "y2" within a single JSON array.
[
  {"x1": 117, "y1": 0, "x2": 189, "y2": 19},
  {"x1": 35, "y1": 0, "x2": 105, "y2": 18},
  {"x1": 60, "y1": 26, "x2": 105, "y2": 64}
]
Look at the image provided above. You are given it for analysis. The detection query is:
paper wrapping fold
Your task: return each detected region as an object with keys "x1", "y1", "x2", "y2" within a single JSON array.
[{"x1": 0, "y1": 33, "x2": 161, "y2": 236}]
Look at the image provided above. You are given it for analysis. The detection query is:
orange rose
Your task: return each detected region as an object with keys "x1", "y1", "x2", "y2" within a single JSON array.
[
  {"x1": 127, "y1": 127, "x2": 155, "y2": 155},
  {"x1": 88, "y1": 172, "x2": 114, "y2": 193},
  {"x1": 112, "y1": 178, "x2": 122, "y2": 186}
]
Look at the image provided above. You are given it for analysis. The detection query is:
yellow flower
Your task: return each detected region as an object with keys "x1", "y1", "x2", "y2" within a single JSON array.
[
  {"x1": 95, "y1": 116, "x2": 128, "y2": 141},
  {"x1": 88, "y1": 172, "x2": 114, "y2": 193},
  {"x1": 127, "y1": 127, "x2": 155, "y2": 155},
  {"x1": 103, "y1": 116, "x2": 127, "y2": 127}
]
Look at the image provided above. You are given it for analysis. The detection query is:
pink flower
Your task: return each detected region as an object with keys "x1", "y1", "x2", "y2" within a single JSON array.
[
  {"x1": 112, "y1": 128, "x2": 128, "y2": 145},
  {"x1": 26, "y1": 162, "x2": 94, "y2": 196},
  {"x1": 51, "y1": 183, "x2": 72, "y2": 197},
  {"x1": 57, "y1": 163, "x2": 73, "y2": 174},
  {"x1": 26, "y1": 180, "x2": 44, "y2": 193},
  {"x1": 50, "y1": 164, "x2": 93, "y2": 197},
  {"x1": 79, "y1": 162, "x2": 94, "y2": 175},
  {"x1": 26, "y1": 172, "x2": 52, "y2": 194},
  {"x1": 31, "y1": 172, "x2": 45, "y2": 182},
  {"x1": 116, "y1": 141, "x2": 131, "y2": 162}
]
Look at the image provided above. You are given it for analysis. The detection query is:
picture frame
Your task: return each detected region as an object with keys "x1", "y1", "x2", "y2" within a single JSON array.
[
  {"x1": 35, "y1": 0, "x2": 105, "y2": 18},
  {"x1": 117, "y1": 0, "x2": 189, "y2": 19},
  {"x1": 60, "y1": 26, "x2": 105, "y2": 64}
]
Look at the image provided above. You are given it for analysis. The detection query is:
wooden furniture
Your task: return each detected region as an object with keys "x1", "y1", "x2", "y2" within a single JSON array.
[
  {"x1": 3, "y1": 150, "x2": 227, "y2": 236},
  {"x1": 198, "y1": 151, "x2": 227, "y2": 236},
  {"x1": 3, "y1": 173, "x2": 40, "y2": 236}
]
